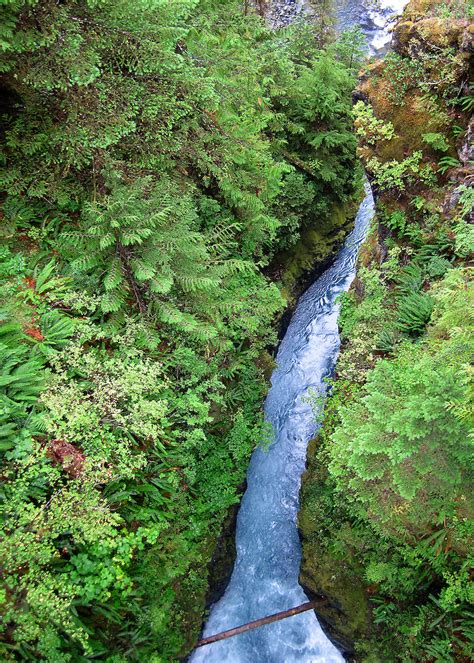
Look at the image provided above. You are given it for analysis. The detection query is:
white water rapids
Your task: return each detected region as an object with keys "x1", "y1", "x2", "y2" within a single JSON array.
[
  {"x1": 335, "y1": 0, "x2": 410, "y2": 52},
  {"x1": 191, "y1": 2, "x2": 408, "y2": 660},
  {"x1": 270, "y1": 0, "x2": 409, "y2": 53}
]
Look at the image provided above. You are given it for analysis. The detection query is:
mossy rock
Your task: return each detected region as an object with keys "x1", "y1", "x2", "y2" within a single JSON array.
[
  {"x1": 394, "y1": 17, "x2": 466, "y2": 54},
  {"x1": 299, "y1": 539, "x2": 372, "y2": 657},
  {"x1": 298, "y1": 438, "x2": 381, "y2": 661},
  {"x1": 402, "y1": 0, "x2": 435, "y2": 19},
  {"x1": 277, "y1": 198, "x2": 360, "y2": 302},
  {"x1": 392, "y1": 20, "x2": 416, "y2": 50}
]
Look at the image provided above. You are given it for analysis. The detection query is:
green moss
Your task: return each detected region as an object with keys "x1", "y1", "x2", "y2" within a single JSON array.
[
  {"x1": 155, "y1": 497, "x2": 241, "y2": 659},
  {"x1": 278, "y1": 199, "x2": 359, "y2": 303},
  {"x1": 299, "y1": 438, "x2": 379, "y2": 660},
  {"x1": 300, "y1": 542, "x2": 372, "y2": 654}
]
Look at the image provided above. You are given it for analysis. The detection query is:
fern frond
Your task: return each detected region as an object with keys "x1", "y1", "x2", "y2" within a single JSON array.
[
  {"x1": 101, "y1": 288, "x2": 128, "y2": 314},
  {"x1": 396, "y1": 292, "x2": 434, "y2": 335},
  {"x1": 104, "y1": 257, "x2": 124, "y2": 291}
]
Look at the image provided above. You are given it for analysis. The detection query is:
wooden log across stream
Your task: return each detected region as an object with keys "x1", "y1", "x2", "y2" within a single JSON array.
[{"x1": 195, "y1": 598, "x2": 327, "y2": 648}]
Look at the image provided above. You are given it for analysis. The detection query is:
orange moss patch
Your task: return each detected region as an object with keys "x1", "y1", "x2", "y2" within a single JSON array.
[{"x1": 24, "y1": 316, "x2": 44, "y2": 341}]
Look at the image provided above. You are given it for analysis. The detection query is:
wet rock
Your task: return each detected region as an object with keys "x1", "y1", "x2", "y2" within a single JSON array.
[
  {"x1": 267, "y1": 0, "x2": 304, "y2": 28},
  {"x1": 298, "y1": 439, "x2": 378, "y2": 662},
  {"x1": 205, "y1": 484, "x2": 244, "y2": 607},
  {"x1": 458, "y1": 119, "x2": 474, "y2": 165},
  {"x1": 352, "y1": 89, "x2": 369, "y2": 105},
  {"x1": 443, "y1": 186, "x2": 463, "y2": 214},
  {"x1": 443, "y1": 183, "x2": 474, "y2": 224},
  {"x1": 273, "y1": 197, "x2": 359, "y2": 309}
]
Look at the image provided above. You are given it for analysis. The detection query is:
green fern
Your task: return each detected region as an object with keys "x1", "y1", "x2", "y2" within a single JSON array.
[
  {"x1": 61, "y1": 175, "x2": 226, "y2": 333},
  {"x1": 376, "y1": 328, "x2": 399, "y2": 353},
  {"x1": 396, "y1": 291, "x2": 434, "y2": 335},
  {"x1": 438, "y1": 156, "x2": 460, "y2": 174},
  {"x1": 457, "y1": 95, "x2": 474, "y2": 113},
  {"x1": 36, "y1": 311, "x2": 76, "y2": 355},
  {"x1": 423, "y1": 255, "x2": 451, "y2": 279},
  {"x1": 0, "y1": 341, "x2": 44, "y2": 451},
  {"x1": 396, "y1": 263, "x2": 425, "y2": 295}
]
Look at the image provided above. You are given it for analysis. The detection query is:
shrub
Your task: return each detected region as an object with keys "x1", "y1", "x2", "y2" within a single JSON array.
[
  {"x1": 422, "y1": 132, "x2": 450, "y2": 152},
  {"x1": 353, "y1": 101, "x2": 396, "y2": 145},
  {"x1": 367, "y1": 152, "x2": 435, "y2": 191}
]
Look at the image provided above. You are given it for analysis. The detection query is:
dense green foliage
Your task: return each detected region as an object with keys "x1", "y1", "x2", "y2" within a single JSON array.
[
  {"x1": 300, "y1": 3, "x2": 473, "y2": 659},
  {"x1": 0, "y1": 1, "x2": 361, "y2": 660},
  {"x1": 310, "y1": 264, "x2": 473, "y2": 662}
]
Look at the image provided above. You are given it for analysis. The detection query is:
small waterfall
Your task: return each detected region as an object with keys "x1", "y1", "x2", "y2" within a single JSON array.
[{"x1": 270, "y1": 0, "x2": 409, "y2": 53}]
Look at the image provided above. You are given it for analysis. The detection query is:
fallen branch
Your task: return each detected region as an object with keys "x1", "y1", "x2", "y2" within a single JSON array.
[{"x1": 195, "y1": 598, "x2": 327, "y2": 648}]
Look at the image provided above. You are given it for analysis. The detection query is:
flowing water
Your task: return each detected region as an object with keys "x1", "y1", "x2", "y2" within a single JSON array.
[
  {"x1": 270, "y1": 0, "x2": 409, "y2": 52},
  {"x1": 191, "y1": 2, "x2": 407, "y2": 660},
  {"x1": 335, "y1": 0, "x2": 410, "y2": 51},
  {"x1": 192, "y1": 187, "x2": 374, "y2": 663}
]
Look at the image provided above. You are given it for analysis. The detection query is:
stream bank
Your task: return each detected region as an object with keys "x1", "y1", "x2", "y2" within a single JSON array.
[
  {"x1": 298, "y1": 1, "x2": 473, "y2": 660},
  {"x1": 272, "y1": 197, "x2": 361, "y2": 341},
  {"x1": 190, "y1": 166, "x2": 374, "y2": 661},
  {"x1": 188, "y1": 0, "x2": 409, "y2": 660}
]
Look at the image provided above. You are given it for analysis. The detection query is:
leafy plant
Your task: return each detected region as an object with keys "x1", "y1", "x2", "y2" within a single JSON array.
[
  {"x1": 353, "y1": 101, "x2": 396, "y2": 145},
  {"x1": 456, "y1": 94, "x2": 474, "y2": 113},
  {"x1": 451, "y1": 124, "x2": 465, "y2": 138},
  {"x1": 376, "y1": 327, "x2": 399, "y2": 353},
  {"x1": 422, "y1": 132, "x2": 450, "y2": 152},
  {"x1": 0, "y1": 341, "x2": 44, "y2": 452},
  {"x1": 367, "y1": 151, "x2": 435, "y2": 191},
  {"x1": 383, "y1": 52, "x2": 423, "y2": 104},
  {"x1": 438, "y1": 156, "x2": 460, "y2": 174},
  {"x1": 396, "y1": 291, "x2": 434, "y2": 334},
  {"x1": 396, "y1": 263, "x2": 425, "y2": 295}
]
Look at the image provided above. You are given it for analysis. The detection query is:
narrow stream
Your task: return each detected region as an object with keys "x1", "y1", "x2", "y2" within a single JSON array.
[
  {"x1": 191, "y1": 3, "x2": 407, "y2": 661},
  {"x1": 192, "y1": 186, "x2": 373, "y2": 663}
]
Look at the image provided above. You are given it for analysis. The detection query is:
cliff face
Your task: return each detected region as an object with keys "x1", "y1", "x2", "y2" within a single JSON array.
[
  {"x1": 275, "y1": 197, "x2": 360, "y2": 306},
  {"x1": 358, "y1": 0, "x2": 472, "y2": 187},
  {"x1": 299, "y1": 1, "x2": 473, "y2": 660}
]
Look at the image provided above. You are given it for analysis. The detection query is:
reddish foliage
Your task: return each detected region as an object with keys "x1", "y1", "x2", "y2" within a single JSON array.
[
  {"x1": 24, "y1": 324, "x2": 44, "y2": 341},
  {"x1": 23, "y1": 309, "x2": 44, "y2": 341},
  {"x1": 47, "y1": 439, "x2": 85, "y2": 477},
  {"x1": 24, "y1": 276, "x2": 36, "y2": 289}
]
